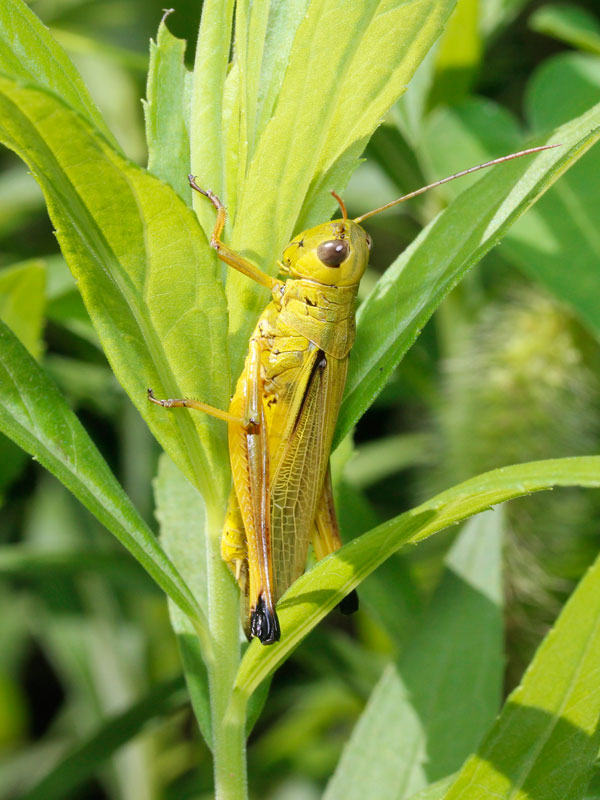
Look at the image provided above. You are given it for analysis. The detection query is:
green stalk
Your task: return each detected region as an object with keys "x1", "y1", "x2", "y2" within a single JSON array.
[{"x1": 205, "y1": 503, "x2": 247, "y2": 799}]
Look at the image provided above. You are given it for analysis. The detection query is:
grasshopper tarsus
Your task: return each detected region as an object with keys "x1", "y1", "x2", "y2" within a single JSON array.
[
  {"x1": 188, "y1": 174, "x2": 208, "y2": 197},
  {"x1": 147, "y1": 388, "x2": 174, "y2": 408},
  {"x1": 188, "y1": 176, "x2": 224, "y2": 213},
  {"x1": 251, "y1": 594, "x2": 281, "y2": 645}
]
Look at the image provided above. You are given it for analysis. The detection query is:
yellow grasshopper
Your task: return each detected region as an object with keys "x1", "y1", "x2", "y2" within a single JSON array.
[{"x1": 149, "y1": 144, "x2": 558, "y2": 645}]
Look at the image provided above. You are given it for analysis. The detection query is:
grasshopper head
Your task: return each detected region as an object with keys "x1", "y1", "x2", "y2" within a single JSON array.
[{"x1": 280, "y1": 219, "x2": 370, "y2": 287}]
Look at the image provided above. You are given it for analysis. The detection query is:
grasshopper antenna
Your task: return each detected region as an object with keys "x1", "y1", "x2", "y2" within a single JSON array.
[
  {"x1": 331, "y1": 190, "x2": 348, "y2": 220},
  {"x1": 353, "y1": 143, "x2": 562, "y2": 225}
]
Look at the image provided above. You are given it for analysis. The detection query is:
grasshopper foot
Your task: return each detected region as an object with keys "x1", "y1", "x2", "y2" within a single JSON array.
[
  {"x1": 251, "y1": 594, "x2": 281, "y2": 645},
  {"x1": 338, "y1": 589, "x2": 359, "y2": 615}
]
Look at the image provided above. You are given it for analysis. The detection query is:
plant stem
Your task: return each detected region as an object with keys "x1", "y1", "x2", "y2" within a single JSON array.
[{"x1": 205, "y1": 503, "x2": 247, "y2": 799}]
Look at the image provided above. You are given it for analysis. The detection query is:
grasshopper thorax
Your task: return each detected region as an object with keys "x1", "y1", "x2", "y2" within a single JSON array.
[{"x1": 280, "y1": 219, "x2": 370, "y2": 288}]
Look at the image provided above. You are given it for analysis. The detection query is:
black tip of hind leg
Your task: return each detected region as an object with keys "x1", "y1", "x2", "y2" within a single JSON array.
[
  {"x1": 250, "y1": 594, "x2": 281, "y2": 645},
  {"x1": 338, "y1": 589, "x2": 359, "y2": 615}
]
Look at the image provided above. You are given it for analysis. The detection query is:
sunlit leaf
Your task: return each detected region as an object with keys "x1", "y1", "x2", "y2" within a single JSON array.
[
  {"x1": 325, "y1": 510, "x2": 504, "y2": 799},
  {"x1": 145, "y1": 13, "x2": 192, "y2": 202},
  {"x1": 443, "y1": 522, "x2": 600, "y2": 798},
  {"x1": 0, "y1": 0, "x2": 114, "y2": 140},
  {"x1": 226, "y1": 0, "x2": 458, "y2": 377},
  {"x1": 0, "y1": 75, "x2": 231, "y2": 508}
]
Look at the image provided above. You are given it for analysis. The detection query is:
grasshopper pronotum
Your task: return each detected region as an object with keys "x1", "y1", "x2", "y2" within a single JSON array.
[{"x1": 149, "y1": 144, "x2": 559, "y2": 644}]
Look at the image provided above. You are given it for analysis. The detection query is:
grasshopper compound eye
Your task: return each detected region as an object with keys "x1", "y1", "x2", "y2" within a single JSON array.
[{"x1": 317, "y1": 239, "x2": 350, "y2": 267}]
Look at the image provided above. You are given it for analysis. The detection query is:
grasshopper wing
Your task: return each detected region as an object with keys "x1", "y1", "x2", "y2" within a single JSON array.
[{"x1": 268, "y1": 348, "x2": 347, "y2": 603}]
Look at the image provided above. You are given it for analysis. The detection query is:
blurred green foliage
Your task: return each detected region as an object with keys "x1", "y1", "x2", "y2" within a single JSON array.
[{"x1": 1, "y1": 1, "x2": 600, "y2": 798}]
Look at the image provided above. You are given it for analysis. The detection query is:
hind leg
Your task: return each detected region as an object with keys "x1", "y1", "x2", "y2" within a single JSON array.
[{"x1": 311, "y1": 465, "x2": 358, "y2": 615}]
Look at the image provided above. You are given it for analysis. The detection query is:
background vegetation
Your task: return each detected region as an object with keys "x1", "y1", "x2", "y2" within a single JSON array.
[{"x1": 1, "y1": 0, "x2": 600, "y2": 798}]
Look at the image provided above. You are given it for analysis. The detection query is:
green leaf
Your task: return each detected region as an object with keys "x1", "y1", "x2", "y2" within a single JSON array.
[
  {"x1": 248, "y1": 0, "x2": 311, "y2": 157},
  {"x1": 0, "y1": 163, "x2": 44, "y2": 237},
  {"x1": 230, "y1": 456, "x2": 600, "y2": 709},
  {"x1": 189, "y1": 0, "x2": 236, "y2": 239},
  {"x1": 0, "y1": 258, "x2": 46, "y2": 497},
  {"x1": 480, "y1": 0, "x2": 529, "y2": 37},
  {"x1": 407, "y1": 776, "x2": 456, "y2": 800},
  {"x1": 226, "y1": 0, "x2": 458, "y2": 376},
  {"x1": 0, "y1": 0, "x2": 114, "y2": 141},
  {"x1": 0, "y1": 434, "x2": 27, "y2": 503},
  {"x1": 21, "y1": 675, "x2": 187, "y2": 800},
  {"x1": 45, "y1": 356, "x2": 121, "y2": 416},
  {"x1": 0, "y1": 259, "x2": 45, "y2": 359},
  {"x1": 0, "y1": 318, "x2": 205, "y2": 632},
  {"x1": 529, "y1": 4, "x2": 600, "y2": 55},
  {"x1": 501, "y1": 54, "x2": 600, "y2": 338},
  {"x1": 324, "y1": 510, "x2": 504, "y2": 799},
  {"x1": 335, "y1": 103, "x2": 600, "y2": 448},
  {"x1": 154, "y1": 454, "x2": 212, "y2": 747},
  {"x1": 344, "y1": 433, "x2": 435, "y2": 489},
  {"x1": 429, "y1": 0, "x2": 481, "y2": 106},
  {"x1": 144, "y1": 13, "x2": 192, "y2": 202},
  {"x1": 442, "y1": 528, "x2": 600, "y2": 798},
  {"x1": 0, "y1": 545, "x2": 154, "y2": 588},
  {"x1": 586, "y1": 772, "x2": 600, "y2": 799},
  {"x1": 44, "y1": 256, "x2": 99, "y2": 348},
  {"x1": 420, "y1": 97, "x2": 522, "y2": 201},
  {"x1": 526, "y1": 53, "x2": 600, "y2": 133},
  {"x1": 0, "y1": 74, "x2": 231, "y2": 508}
]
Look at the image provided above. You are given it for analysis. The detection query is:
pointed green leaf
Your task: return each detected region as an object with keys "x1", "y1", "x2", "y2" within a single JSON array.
[
  {"x1": 0, "y1": 318, "x2": 204, "y2": 631},
  {"x1": 144, "y1": 13, "x2": 192, "y2": 202},
  {"x1": 249, "y1": 0, "x2": 311, "y2": 155},
  {"x1": 230, "y1": 456, "x2": 600, "y2": 708},
  {"x1": 325, "y1": 510, "x2": 504, "y2": 799},
  {"x1": 529, "y1": 4, "x2": 600, "y2": 55},
  {"x1": 226, "y1": 0, "x2": 457, "y2": 375},
  {"x1": 190, "y1": 0, "x2": 235, "y2": 239},
  {"x1": 0, "y1": 0, "x2": 114, "y2": 141},
  {"x1": 0, "y1": 75, "x2": 231, "y2": 508},
  {"x1": 443, "y1": 530, "x2": 600, "y2": 798},
  {"x1": 335, "y1": 103, "x2": 600, "y2": 448}
]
